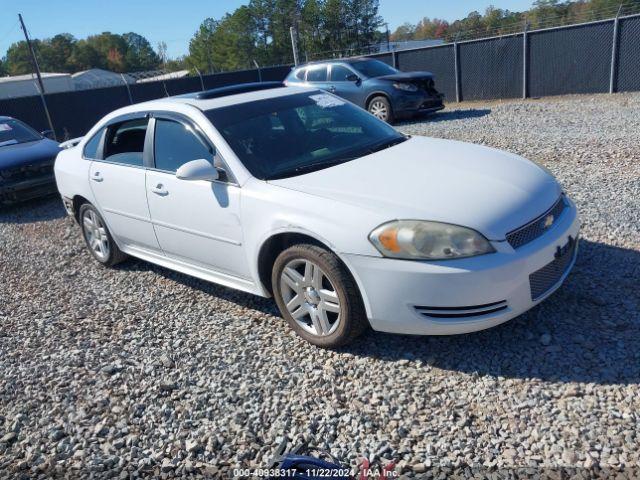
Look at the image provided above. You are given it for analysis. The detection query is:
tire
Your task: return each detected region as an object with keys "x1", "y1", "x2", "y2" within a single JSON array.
[
  {"x1": 367, "y1": 95, "x2": 394, "y2": 123},
  {"x1": 78, "y1": 203, "x2": 127, "y2": 267},
  {"x1": 271, "y1": 244, "x2": 368, "y2": 348}
]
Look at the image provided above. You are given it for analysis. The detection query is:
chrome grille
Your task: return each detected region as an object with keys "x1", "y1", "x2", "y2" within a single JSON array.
[
  {"x1": 506, "y1": 196, "x2": 567, "y2": 249},
  {"x1": 529, "y1": 237, "x2": 577, "y2": 301}
]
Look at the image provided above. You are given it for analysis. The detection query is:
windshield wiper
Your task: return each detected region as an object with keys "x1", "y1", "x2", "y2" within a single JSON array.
[
  {"x1": 364, "y1": 136, "x2": 407, "y2": 155},
  {"x1": 293, "y1": 159, "x2": 349, "y2": 174}
]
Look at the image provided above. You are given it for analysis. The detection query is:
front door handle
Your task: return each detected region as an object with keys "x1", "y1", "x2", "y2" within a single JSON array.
[
  {"x1": 328, "y1": 85, "x2": 336, "y2": 93},
  {"x1": 151, "y1": 183, "x2": 168, "y2": 196},
  {"x1": 91, "y1": 172, "x2": 103, "y2": 182}
]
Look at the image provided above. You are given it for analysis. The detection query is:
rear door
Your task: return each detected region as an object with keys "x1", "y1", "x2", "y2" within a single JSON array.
[
  {"x1": 304, "y1": 65, "x2": 331, "y2": 92},
  {"x1": 145, "y1": 114, "x2": 250, "y2": 279},
  {"x1": 88, "y1": 116, "x2": 161, "y2": 251}
]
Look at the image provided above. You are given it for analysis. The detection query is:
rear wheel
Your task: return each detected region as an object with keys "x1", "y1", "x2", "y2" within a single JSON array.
[
  {"x1": 272, "y1": 244, "x2": 368, "y2": 348},
  {"x1": 368, "y1": 95, "x2": 394, "y2": 123},
  {"x1": 79, "y1": 203, "x2": 127, "y2": 267}
]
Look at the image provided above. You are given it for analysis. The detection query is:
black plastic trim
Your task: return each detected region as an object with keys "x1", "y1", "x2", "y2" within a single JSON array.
[
  {"x1": 194, "y1": 82, "x2": 284, "y2": 100},
  {"x1": 414, "y1": 300, "x2": 507, "y2": 311},
  {"x1": 418, "y1": 305, "x2": 508, "y2": 318}
]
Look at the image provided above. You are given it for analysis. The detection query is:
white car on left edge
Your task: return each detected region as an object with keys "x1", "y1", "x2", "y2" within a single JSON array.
[{"x1": 54, "y1": 82, "x2": 580, "y2": 348}]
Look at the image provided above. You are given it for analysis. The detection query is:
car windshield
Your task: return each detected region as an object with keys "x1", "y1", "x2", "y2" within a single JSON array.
[
  {"x1": 0, "y1": 119, "x2": 41, "y2": 147},
  {"x1": 205, "y1": 91, "x2": 406, "y2": 180},
  {"x1": 349, "y1": 59, "x2": 398, "y2": 78}
]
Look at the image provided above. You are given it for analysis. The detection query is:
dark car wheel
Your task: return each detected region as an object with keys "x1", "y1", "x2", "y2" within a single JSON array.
[
  {"x1": 272, "y1": 244, "x2": 368, "y2": 348},
  {"x1": 368, "y1": 95, "x2": 394, "y2": 123},
  {"x1": 79, "y1": 203, "x2": 127, "y2": 267}
]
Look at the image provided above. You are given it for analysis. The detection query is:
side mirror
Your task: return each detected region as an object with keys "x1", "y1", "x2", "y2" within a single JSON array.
[
  {"x1": 41, "y1": 130, "x2": 55, "y2": 140},
  {"x1": 346, "y1": 74, "x2": 361, "y2": 84},
  {"x1": 176, "y1": 159, "x2": 219, "y2": 182}
]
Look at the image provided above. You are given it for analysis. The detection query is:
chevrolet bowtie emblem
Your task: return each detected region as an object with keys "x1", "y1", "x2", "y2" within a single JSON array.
[{"x1": 543, "y1": 214, "x2": 554, "y2": 229}]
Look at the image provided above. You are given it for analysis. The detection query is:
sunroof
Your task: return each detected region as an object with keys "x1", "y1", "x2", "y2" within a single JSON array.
[{"x1": 194, "y1": 82, "x2": 284, "y2": 100}]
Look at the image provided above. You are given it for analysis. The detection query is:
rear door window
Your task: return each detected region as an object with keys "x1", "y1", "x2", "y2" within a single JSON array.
[
  {"x1": 103, "y1": 118, "x2": 148, "y2": 167},
  {"x1": 295, "y1": 68, "x2": 306, "y2": 80},
  {"x1": 83, "y1": 129, "x2": 104, "y2": 159},
  {"x1": 306, "y1": 66, "x2": 327, "y2": 82}
]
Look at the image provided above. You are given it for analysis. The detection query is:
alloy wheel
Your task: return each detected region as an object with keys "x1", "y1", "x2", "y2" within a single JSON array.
[
  {"x1": 279, "y1": 258, "x2": 341, "y2": 337},
  {"x1": 82, "y1": 209, "x2": 110, "y2": 261}
]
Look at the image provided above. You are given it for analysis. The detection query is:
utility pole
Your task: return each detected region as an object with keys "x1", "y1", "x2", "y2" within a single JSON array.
[
  {"x1": 385, "y1": 23, "x2": 391, "y2": 52},
  {"x1": 290, "y1": 26, "x2": 300, "y2": 66},
  {"x1": 252, "y1": 59, "x2": 262, "y2": 82},
  {"x1": 609, "y1": 4, "x2": 623, "y2": 94},
  {"x1": 18, "y1": 14, "x2": 56, "y2": 141}
]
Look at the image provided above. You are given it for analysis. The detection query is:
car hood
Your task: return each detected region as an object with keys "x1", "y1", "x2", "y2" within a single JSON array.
[
  {"x1": 0, "y1": 138, "x2": 61, "y2": 170},
  {"x1": 268, "y1": 136, "x2": 561, "y2": 240},
  {"x1": 376, "y1": 71, "x2": 434, "y2": 81}
]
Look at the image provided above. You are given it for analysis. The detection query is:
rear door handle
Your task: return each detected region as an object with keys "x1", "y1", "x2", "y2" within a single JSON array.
[
  {"x1": 328, "y1": 85, "x2": 336, "y2": 93},
  {"x1": 91, "y1": 172, "x2": 103, "y2": 182},
  {"x1": 151, "y1": 183, "x2": 168, "y2": 196}
]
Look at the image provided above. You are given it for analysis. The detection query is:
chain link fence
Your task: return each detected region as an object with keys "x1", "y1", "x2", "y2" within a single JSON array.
[
  {"x1": 360, "y1": 13, "x2": 640, "y2": 103},
  {"x1": 0, "y1": 65, "x2": 291, "y2": 139},
  {"x1": 617, "y1": 15, "x2": 640, "y2": 91},
  {"x1": 1, "y1": 12, "x2": 640, "y2": 139}
]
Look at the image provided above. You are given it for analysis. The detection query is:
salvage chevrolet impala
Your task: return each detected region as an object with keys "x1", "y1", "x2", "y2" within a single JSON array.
[{"x1": 54, "y1": 82, "x2": 580, "y2": 347}]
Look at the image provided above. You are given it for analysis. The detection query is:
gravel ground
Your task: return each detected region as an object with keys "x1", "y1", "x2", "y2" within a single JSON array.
[{"x1": 1, "y1": 92, "x2": 639, "y2": 478}]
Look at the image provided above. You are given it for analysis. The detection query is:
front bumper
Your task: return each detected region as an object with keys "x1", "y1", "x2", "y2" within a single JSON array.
[
  {"x1": 392, "y1": 91, "x2": 445, "y2": 118},
  {"x1": 344, "y1": 199, "x2": 580, "y2": 335},
  {"x1": 0, "y1": 174, "x2": 57, "y2": 204}
]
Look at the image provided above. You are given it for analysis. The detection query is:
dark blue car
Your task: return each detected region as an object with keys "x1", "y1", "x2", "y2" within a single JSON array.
[
  {"x1": 0, "y1": 116, "x2": 60, "y2": 204},
  {"x1": 284, "y1": 58, "x2": 444, "y2": 123}
]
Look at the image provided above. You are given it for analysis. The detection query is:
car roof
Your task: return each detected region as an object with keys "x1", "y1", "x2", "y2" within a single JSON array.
[
  {"x1": 111, "y1": 84, "x2": 313, "y2": 116},
  {"x1": 294, "y1": 57, "x2": 369, "y2": 68},
  {"x1": 169, "y1": 84, "x2": 312, "y2": 111},
  {"x1": 0, "y1": 116, "x2": 14, "y2": 121}
]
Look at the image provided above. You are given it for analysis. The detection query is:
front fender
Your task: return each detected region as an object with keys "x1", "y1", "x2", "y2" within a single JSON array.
[{"x1": 241, "y1": 179, "x2": 386, "y2": 313}]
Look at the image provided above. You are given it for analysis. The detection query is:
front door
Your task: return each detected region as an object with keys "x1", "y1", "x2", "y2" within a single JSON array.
[
  {"x1": 89, "y1": 117, "x2": 160, "y2": 251},
  {"x1": 145, "y1": 116, "x2": 250, "y2": 279},
  {"x1": 328, "y1": 64, "x2": 364, "y2": 106}
]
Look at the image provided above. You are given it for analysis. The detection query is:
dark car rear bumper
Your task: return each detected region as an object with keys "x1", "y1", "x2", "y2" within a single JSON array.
[{"x1": 0, "y1": 174, "x2": 57, "y2": 204}]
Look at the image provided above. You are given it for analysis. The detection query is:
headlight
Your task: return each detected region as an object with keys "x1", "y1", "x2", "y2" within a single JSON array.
[
  {"x1": 393, "y1": 82, "x2": 418, "y2": 92},
  {"x1": 369, "y1": 220, "x2": 495, "y2": 260}
]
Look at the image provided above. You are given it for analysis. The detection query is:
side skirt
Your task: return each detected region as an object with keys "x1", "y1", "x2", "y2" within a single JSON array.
[{"x1": 121, "y1": 245, "x2": 264, "y2": 297}]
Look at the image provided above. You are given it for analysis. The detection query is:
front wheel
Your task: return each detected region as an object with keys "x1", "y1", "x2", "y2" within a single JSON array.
[
  {"x1": 271, "y1": 244, "x2": 368, "y2": 348},
  {"x1": 79, "y1": 203, "x2": 127, "y2": 267},
  {"x1": 367, "y1": 96, "x2": 394, "y2": 123}
]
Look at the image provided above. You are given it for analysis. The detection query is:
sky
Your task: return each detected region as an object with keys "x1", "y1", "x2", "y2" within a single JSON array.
[{"x1": 0, "y1": 0, "x2": 535, "y2": 60}]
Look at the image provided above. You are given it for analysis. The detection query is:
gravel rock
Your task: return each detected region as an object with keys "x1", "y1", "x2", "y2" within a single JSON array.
[
  {"x1": 0, "y1": 92, "x2": 639, "y2": 477},
  {"x1": 0, "y1": 433, "x2": 16, "y2": 444}
]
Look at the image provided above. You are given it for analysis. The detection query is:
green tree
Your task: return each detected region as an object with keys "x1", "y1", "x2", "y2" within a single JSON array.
[
  {"x1": 83, "y1": 32, "x2": 128, "y2": 71},
  {"x1": 0, "y1": 58, "x2": 7, "y2": 76},
  {"x1": 43, "y1": 33, "x2": 76, "y2": 72},
  {"x1": 299, "y1": 0, "x2": 324, "y2": 56},
  {"x1": 123, "y1": 32, "x2": 161, "y2": 71},
  {"x1": 188, "y1": 18, "x2": 219, "y2": 73},
  {"x1": 70, "y1": 39, "x2": 105, "y2": 71},
  {"x1": 391, "y1": 22, "x2": 417, "y2": 41},
  {"x1": 165, "y1": 55, "x2": 188, "y2": 72},
  {"x1": 4, "y1": 40, "x2": 37, "y2": 75}
]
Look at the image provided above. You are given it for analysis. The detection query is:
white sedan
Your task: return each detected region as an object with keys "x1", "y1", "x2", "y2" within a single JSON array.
[{"x1": 54, "y1": 83, "x2": 580, "y2": 347}]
